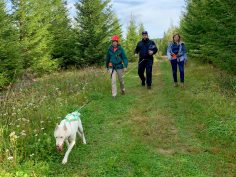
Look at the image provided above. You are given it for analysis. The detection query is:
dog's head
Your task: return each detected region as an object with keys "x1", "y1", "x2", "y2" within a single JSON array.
[{"x1": 54, "y1": 124, "x2": 67, "y2": 152}]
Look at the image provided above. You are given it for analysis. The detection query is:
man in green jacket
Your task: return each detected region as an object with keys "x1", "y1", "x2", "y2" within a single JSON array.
[{"x1": 106, "y1": 35, "x2": 128, "y2": 98}]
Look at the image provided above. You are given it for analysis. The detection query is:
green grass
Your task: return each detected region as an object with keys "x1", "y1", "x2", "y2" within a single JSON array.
[{"x1": 0, "y1": 58, "x2": 235, "y2": 176}]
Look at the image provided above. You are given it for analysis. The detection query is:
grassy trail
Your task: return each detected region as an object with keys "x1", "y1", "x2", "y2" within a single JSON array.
[
  {"x1": 49, "y1": 58, "x2": 235, "y2": 176},
  {"x1": 1, "y1": 58, "x2": 235, "y2": 176}
]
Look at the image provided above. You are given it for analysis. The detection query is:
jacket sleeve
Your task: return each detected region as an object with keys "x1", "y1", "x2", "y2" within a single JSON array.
[
  {"x1": 151, "y1": 41, "x2": 158, "y2": 54},
  {"x1": 121, "y1": 48, "x2": 128, "y2": 68},
  {"x1": 178, "y1": 43, "x2": 187, "y2": 60},
  {"x1": 134, "y1": 42, "x2": 141, "y2": 54},
  {"x1": 106, "y1": 50, "x2": 110, "y2": 69},
  {"x1": 167, "y1": 42, "x2": 172, "y2": 60}
]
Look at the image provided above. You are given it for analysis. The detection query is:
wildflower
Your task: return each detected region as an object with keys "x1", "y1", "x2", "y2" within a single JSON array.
[
  {"x1": 9, "y1": 131, "x2": 16, "y2": 137},
  {"x1": 7, "y1": 156, "x2": 13, "y2": 160},
  {"x1": 22, "y1": 118, "x2": 29, "y2": 122},
  {"x1": 20, "y1": 130, "x2": 26, "y2": 136},
  {"x1": 30, "y1": 153, "x2": 34, "y2": 157},
  {"x1": 9, "y1": 132, "x2": 18, "y2": 141}
]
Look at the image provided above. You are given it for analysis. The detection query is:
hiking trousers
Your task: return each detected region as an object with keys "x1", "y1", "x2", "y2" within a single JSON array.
[
  {"x1": 138, "y1": 59, "x2": 153, "y2": 86},
  {"x1": 170, "y1": 60, "x2": 185, "y2": 83},
  {"x1": 109, "y1": 69, "x2": 125, "y2": 97}
]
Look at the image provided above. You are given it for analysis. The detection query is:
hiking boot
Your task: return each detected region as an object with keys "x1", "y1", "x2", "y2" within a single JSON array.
[
  {"x1": 174, "y1": 82, "x2": 178, "y2": 87},
  {"x1": 147, "y1": 86, "x2": 152, "y2": 90},
  {"x1": 180, "y1": 82, "x2": 184, "y2": 88},
  {"x1": 121, "y1": 90, "x2": 125, "y2": 95}
]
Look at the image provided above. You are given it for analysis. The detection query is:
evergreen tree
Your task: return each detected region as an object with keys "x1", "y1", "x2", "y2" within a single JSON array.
[
  {"x1": 75, "y1": 0, "x2": 115, "y2": 66},
  {"x1": 159, "y1": 26, "x2": 179, "y2": 55},
  {"x1": 112, "y1": 15, "x2": 123, "y2": 45},
  {"x1": 0, "y1": 0, "x2": 21, "y2": 87},
  {"x1": 48, "y1": 0, "x2": 76, "y2": 68},
  {"x1": 138, "y1": 22, "x2": 145, "y2": 37},
  {"x1": 180, "y1": 0, "x2": 236, "y2": 73},
  {"x1": 11, "y1": 0, "x2": 57, "y2": 73},
  {"x1": 125, "y1": 15, "x2": 139, "y2": 62}
]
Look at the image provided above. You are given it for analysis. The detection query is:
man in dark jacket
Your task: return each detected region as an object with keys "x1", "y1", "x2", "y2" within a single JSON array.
[{"x1": 135, "y1": 31, "x2": 158, "y2": 89}]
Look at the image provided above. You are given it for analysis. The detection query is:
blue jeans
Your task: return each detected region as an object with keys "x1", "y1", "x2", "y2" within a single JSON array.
[
  {"x1": 170, "y1": 60, "x2": 184, "y2": 83},
  {"x1": 138, "y1": 59, "x2": 153, "y2": 86}
]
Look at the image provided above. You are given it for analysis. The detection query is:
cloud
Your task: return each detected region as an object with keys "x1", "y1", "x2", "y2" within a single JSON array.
[
  {"x1": 67, "y1": 0, "x2": 185, "y2": 38},
  {"x1": 111, "y1": 0, "x2": 185, "y2": 38},
  {"x1": 113, "y1": 0, "x2": 145, "y2": 6}
]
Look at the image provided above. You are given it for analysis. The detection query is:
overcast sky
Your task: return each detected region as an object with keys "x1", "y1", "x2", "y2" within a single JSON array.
[{"x1": 67, "y1": 0, "x2": 186, "y2": 38}]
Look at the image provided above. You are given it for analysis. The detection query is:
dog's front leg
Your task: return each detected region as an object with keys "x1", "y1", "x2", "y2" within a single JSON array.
[{"x1": 62, "y1": 140, "x2": 75, "y2": 164}]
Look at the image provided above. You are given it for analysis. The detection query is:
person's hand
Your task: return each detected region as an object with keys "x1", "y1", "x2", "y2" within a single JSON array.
[
  {"x1": 124, "y1": 68, "x2": 128, "y2": 72},
  {"x1": 171, "y1": 53, "x2": 177, "y2": 59},
  {"x1": 135, "y1": 53, "x2": 138, "y2": 57},
  {"x1": 148, "y1": 50, "x2": 153, "y2": 55},
  {"x1": 106, "y1": 68, "x2": 110, "y2": 73}
]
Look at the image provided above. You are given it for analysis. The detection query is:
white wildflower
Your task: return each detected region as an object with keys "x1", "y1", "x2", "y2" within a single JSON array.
[
  {"x1": 9, "y1": 131, "x2": 18, "y2": 139},
  {"x1": 22, "y1": 118, "x2": 28, "y2": 122},
  {"x1": 9, "y1": 131, "x2": 16, "y2": 137},
  {"x1": 7, "y1": 156, "x2": 13, "y2": 160},
  {"x1": 20, "y1": 130, "x2": 26, "y2": 136}
]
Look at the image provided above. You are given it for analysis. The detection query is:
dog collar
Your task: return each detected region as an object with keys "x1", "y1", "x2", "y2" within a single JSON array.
[{"x1": 64, "y1": 111, "x2": 81, "y2": 123}]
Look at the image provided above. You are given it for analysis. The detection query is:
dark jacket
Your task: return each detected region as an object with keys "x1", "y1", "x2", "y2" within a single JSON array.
[
  {"x1": 106, "y1": 45, "x2": 128, "y2": 70},
  {"x1": 135, "y1": 39, "x2": 158, "y2": 60}
]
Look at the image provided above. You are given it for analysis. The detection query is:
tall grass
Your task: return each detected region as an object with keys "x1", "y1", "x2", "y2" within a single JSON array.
[{"x1": 0, "y1": 67, "x2": 110, "y2": 175}]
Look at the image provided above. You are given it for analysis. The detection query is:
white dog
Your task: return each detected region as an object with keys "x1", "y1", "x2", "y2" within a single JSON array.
[{"x1": 54, "y1": 111, "x2": 86, "y2": 164}]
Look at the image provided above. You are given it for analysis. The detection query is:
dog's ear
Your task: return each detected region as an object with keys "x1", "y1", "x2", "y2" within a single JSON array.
[{"x1": 63, "y1": 124, "x2": 67, "y2": 131}]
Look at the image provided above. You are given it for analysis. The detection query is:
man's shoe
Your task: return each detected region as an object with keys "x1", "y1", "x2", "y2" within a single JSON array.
[
  {"x1": 147, "y1": 86, "x2": 152, "y2": 90},
  {"x1": 174, "y1": 82, "x2": 178, "y2": 87},
  {"x1": 180, "y1": 82, "x2": 184, "y2": 88},
  {"x1": 141, "y1": 80, "x2": 145, "y2": 86}
]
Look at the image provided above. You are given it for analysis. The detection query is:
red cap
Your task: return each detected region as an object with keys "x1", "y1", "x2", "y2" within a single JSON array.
[{"x1": 112, "y1": 35, "x2": 119, "y2": 42}]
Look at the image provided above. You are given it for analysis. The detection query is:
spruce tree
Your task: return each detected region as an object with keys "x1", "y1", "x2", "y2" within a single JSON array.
[
  {"x1": 180, "y1": 0, "x2": 236, "y2": 73},
  {"x1": 125, "y1": 15, "x2": 139, "y2": 62},
  {"x1": 75, "y1": 0, "x2": 115, "y2": 66},
  {"x1": 111, "y1": 15, "x2": 123, "y2": 45},
  {"x1": 138, "y1": 23, "x2": 145, "y2": 37},
  {"x1": 48, "y1": 0, "x2": 76, "y2": 68},
  {"x1": 0, "y1": 0, "x2": 21, "y2": 87},
  {"x1": 11, "y1": 0, "x2": 57, "y2": 73}
]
